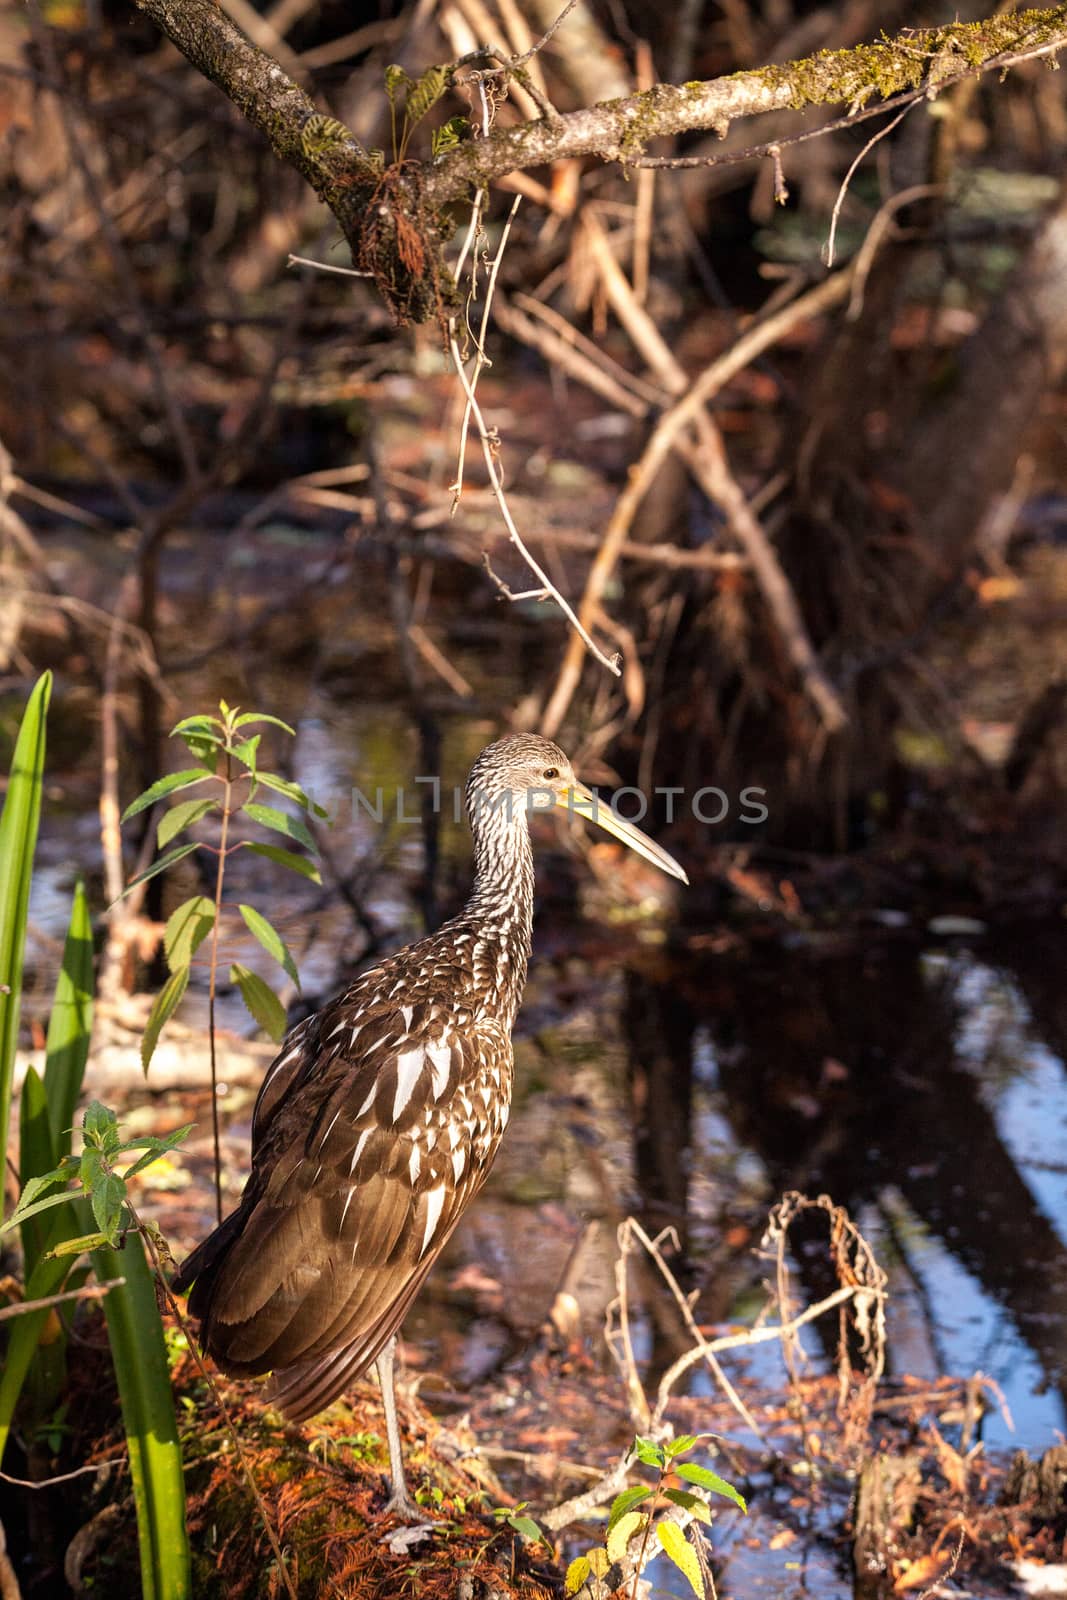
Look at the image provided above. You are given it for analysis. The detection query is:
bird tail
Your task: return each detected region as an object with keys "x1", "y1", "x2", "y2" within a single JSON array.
[{"x1": 171, "y1": 1202, "x2": 251, "y2": 1325}]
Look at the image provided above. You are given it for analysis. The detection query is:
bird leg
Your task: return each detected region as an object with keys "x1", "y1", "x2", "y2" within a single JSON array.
[{"x1": 376, "y1": 1336, "x2": 425, "y2": 1524}]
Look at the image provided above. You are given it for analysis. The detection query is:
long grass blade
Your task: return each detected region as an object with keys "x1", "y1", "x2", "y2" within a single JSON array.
[
  {"x1": 0, "y1": 671, "x2": 52, "y2": 1181},
  {"x1": 93, "y1": 1234, "x2": 191, "y2": 1600},
  {"x1": 43, "y1": 880, "x2": 95, "y2": 1159}
]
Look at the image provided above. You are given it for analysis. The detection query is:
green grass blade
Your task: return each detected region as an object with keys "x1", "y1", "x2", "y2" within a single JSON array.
[
  {"x1": 44, "y1": 879, "x2": 94, "y2": 1161},
  {"x1": 0, "y1": 1248, "x2": 71, "y2": 1467},
  {"x1": 0, "y1": 671, "x2": 51, "y2": 1183},
  {"x1": 93, "y1": 1234, "x2": 190, "y2": 1600},
  {"x1": 17, "y1": 1065, "x2": 56, "y2": 1279}
]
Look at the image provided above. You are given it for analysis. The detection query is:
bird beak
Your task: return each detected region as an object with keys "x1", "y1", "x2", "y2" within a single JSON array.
[{"x1": 556, "y1": 782, "x2": 689, "y2": 885}]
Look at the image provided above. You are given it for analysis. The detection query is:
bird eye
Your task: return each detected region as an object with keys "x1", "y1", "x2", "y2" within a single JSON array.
[{"x1": 542, "y1": 767, "x2": 559, "y2": 781}]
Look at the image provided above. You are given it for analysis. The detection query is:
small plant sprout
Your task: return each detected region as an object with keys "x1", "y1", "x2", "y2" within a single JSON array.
[
  {"x1": 1, "y1": 1099, "x2": 191, "y2": 1261},
  {"x1": 565, "y1": 1433, "x2": 746, "y2": 1600},
  {"x1": 491, "y1": 1501, "x2": 547, "y2": 1545},
  {"x1": 120, "y1": 702, "x2": 326, "y2": 1219}
]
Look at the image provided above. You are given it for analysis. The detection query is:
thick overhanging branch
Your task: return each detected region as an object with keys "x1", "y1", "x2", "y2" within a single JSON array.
[{"x1": 129, "y1": 0, "x2": 1067, "y2": 322}]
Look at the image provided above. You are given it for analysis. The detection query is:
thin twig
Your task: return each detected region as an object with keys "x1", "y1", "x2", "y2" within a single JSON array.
[
  {"x1": 0, "y1": 1278, "x2": 125, "y2": 1322},
  {"x1": 824, "y1": 100, "x2": 918, "y2": 267}
]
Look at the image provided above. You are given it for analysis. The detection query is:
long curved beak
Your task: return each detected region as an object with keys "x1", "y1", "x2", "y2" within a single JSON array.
[{"x1": 557, "y1": 782, "x2": 689, "y2": 885}]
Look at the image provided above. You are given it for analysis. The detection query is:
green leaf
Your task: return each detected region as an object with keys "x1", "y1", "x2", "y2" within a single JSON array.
[
  {"x1": 243, "y1": 842, "x2": 322, "y2": 884},
  {"x1": 232, "y1": 713, "x2": 296, "y2": 735},
  {"x1": 587, "y1": 1549, "x2": 610, "y2": 1578},
  {"x1": 243, "y1": 801, "x2": 315, "y2": 852},
  {"x1": 238, "y1": 904, "x2": 299, "y2": 988},
  {"x1": 121, "y1": 769, "x2": 213, "y2": 823},
  {"x1": 230, "y1": 735, "x2": 260, "y2": 772},
  {"x1": 631, "y1": 1436, "x2": 665, "y2": 1469},
  {"x1": 431, "y1": 115, "x2": 466, "y2": 158},
  {"x1": 606, "y1": 1511, "x2": 646, "y2": 1564},
  {"x1": 0, "y1": 671, "x2": 51, "y2": 1178},
  {"x1": 405, "y1": 63, "x2": 448, "y2": 126},
  {"x1": 141, "y1": 968, "x2": 190, "y2": 1074},
  {"x1": 119, "y1": 843, "x2": 200, "y2": 900},
  {"x1": 663, "y1": 1489, "x2": 712, "y2": 1524},
  {"x1": 656, "y1": 1521, "x2": 704, "y2": 1599},
  {"x1": 508, "y1": 1515, "x2": 543, "y2": 1543},
  {"x1": 90, "y1": 1172, "x2": 127, "y2": 1243},
  {"x1": 157, "y1": 799, "x2": 215, "y2": 851},
  {"x1": 46, "y1": 1229, "x2": 110, "y2": 1258},
  {"x1": 83, "y1": 1101, "x2": 119, "y2": 1147},
  {"x1": 1, "y1": 1183, "x2": 80, "y2": 1234},
  {"x1": 384, "y1": 63, "x2": 410, "y2": 107},
  {"x1": 565, "y1": 1556, "x2": 591, "y2": 1596},
  {"x1": 230, "y1": 963, "x2": 287, "y2": 1041},
  {"x1": 255, "y1": 770, "x2": 328, "y2": 818},
  {"x1": 163, "y1": 896, "x2": 215, "y2": 974},
  {"x1": 122, "y1": 1126, "x2": 193, "y2": 1182},
  {"x1": 169, "y1": 714, "x2": 221, "y2": 737},
  {"x1": 44, "y1": 881, "x2": 94, "y2": 1162},
  {"x1": 92, "y1": 1233, "x2": 191, "y2": 1598},
  {"x1": 664, "y1": 1434, "x2": 702, "y2": 1458},
  {"x1": 609, "y1": 1484, "x2": 652, "y2": 1527},
  {"x1": 675, "y1": 1464, "x2": 747, "y2": 1513}
]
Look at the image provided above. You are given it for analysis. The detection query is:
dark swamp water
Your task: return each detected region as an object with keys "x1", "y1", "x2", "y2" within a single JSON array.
[{"x1": 13, "y1": 525, "x2": 1067, "y2": 1597}]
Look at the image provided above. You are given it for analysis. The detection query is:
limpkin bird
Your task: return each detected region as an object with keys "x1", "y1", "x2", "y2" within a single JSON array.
[{"x1": 175, "y1": 734, "x2": 687, "y2": 1518}]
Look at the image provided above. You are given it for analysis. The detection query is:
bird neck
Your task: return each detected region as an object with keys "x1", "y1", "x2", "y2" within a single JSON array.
[{"x1": 462, "y1": 796, "x2": 535, "y2": 1025}]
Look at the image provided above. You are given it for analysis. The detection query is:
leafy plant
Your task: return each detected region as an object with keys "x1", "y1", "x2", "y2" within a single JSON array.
[
  {"x1": 490, "y1": 1501, "x2": 546, "y2": 1545},
  {"x1": 120, "y1": 701, "x2": 325, "y2": 1215},
  {"x1": 0, "y1": 678, "x2": 191, "y2": 1597},
  {"x1": 385, "y1": 62, "x2": 452, "y2": 161},
  {"x1": 565, "y1": 1434, "x2": 746, "y2": 1600}
]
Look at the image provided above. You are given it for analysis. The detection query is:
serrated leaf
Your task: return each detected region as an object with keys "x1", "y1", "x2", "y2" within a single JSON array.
[
  {"x1": 664, "y1": 1434, "x2": 701, "y2": 1458},
  {"x1": 663, "y1": 1489, "x2": 711, "y2": 1524},
  {"x1": 256, "y1": 770, "x2": 328, "y2": 818},
  {"x1": 675, "y1": 1464, "x2": 747, "y2": 1513},
  {"x1": 243, "y1": 841, "x2": 322, "y2": 883},
  {"x1": 587, "y1": 1548, "x2": 610, "y2": 1578},
  {"x1": 0, "y1": 1170, "x2": 78, "y2": 1235},
  {"x1": 232, "y1": 713, "x2": 296, "y2": 735},
  {"x1": 170, "y1": 715, "x2": 222, "y2": 736},
  {"x1": 609, "y1": 1485, "x2": 652, "y2": 1527},
  {"x1": 656, "y1": 1521, "x2": 704, "y2": 1599},
  {"x1": 45, "y1": 1230, "x2": 110, "y2": 1259},
  {"x1": 508, "y1": 1516, "x2": 543, "y2": 1543},
  {"x1": 141, "y1": 966, "x2": 190, "y2": 1073},
  {"x1": 122, "y1": 1126, "x2": 193, "y2": 1182},
  {"x1": 565, "y1": 1556, "x2": 591, "y2": 1595},
  {"x1": 230, "y1": 963, "x2": 288, "y2": 1041},
  {"x1": 163, "y1": 896, "x2": 215, "y2": 974},
  {"x1": 606, "y1": 1511, "x2": 646, "y2": 1564},
  {"x1": 91, "y1": 1171, "x2": 126, "y2": 1242},
  {"x1": 239, "y1": 904, "x2": 299, "y2": 987},
  {"x1": 118, "y1": 842, "x2": 200, "y2": 900},
  {"x1": 431, "y1": 115, "x2": 466, "y2": 158},
  {"x1": 157, "y1": 798, "x2": 215, "y2": 850},
  {"x1": 631, "y1": 1436, "x2": 664, "y2": 1468},
  {"x1": 121, "y1": 769, "x2": 212, "y2": 822},
  {"x1": 243, "y1": 801, "x2": 315, "y2": 852},
  {"x1": 405, "y1": 63, "x2": 448, "y2": 127},
  {"x1": 83, "y1": 1101, "x2": 118, "y2": 1146}
]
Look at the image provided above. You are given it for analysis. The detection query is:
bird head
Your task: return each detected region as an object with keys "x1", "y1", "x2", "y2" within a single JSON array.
[{"x1": 467, "y1": 733, "x2": 688, "y2": 884}]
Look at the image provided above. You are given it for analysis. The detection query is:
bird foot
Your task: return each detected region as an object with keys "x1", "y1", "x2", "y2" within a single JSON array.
[{"x1": 383, "y1": 1485, "x2": 431, "y2": 1527}]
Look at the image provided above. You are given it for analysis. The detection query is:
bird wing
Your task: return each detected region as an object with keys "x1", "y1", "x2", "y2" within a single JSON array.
[{"x1": 185, "y1": 993, "x2": 511, "y2": 1417}]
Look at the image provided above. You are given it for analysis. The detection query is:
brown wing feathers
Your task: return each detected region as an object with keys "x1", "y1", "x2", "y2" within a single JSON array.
[{"x1": 174, "y1": 978, "x2": 510, "y2": 1418}]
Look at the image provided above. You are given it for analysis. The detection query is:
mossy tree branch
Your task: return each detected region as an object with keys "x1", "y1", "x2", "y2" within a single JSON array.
[{"x1": 128, "y1": 0, "x2": 1067, "y2": 323}]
